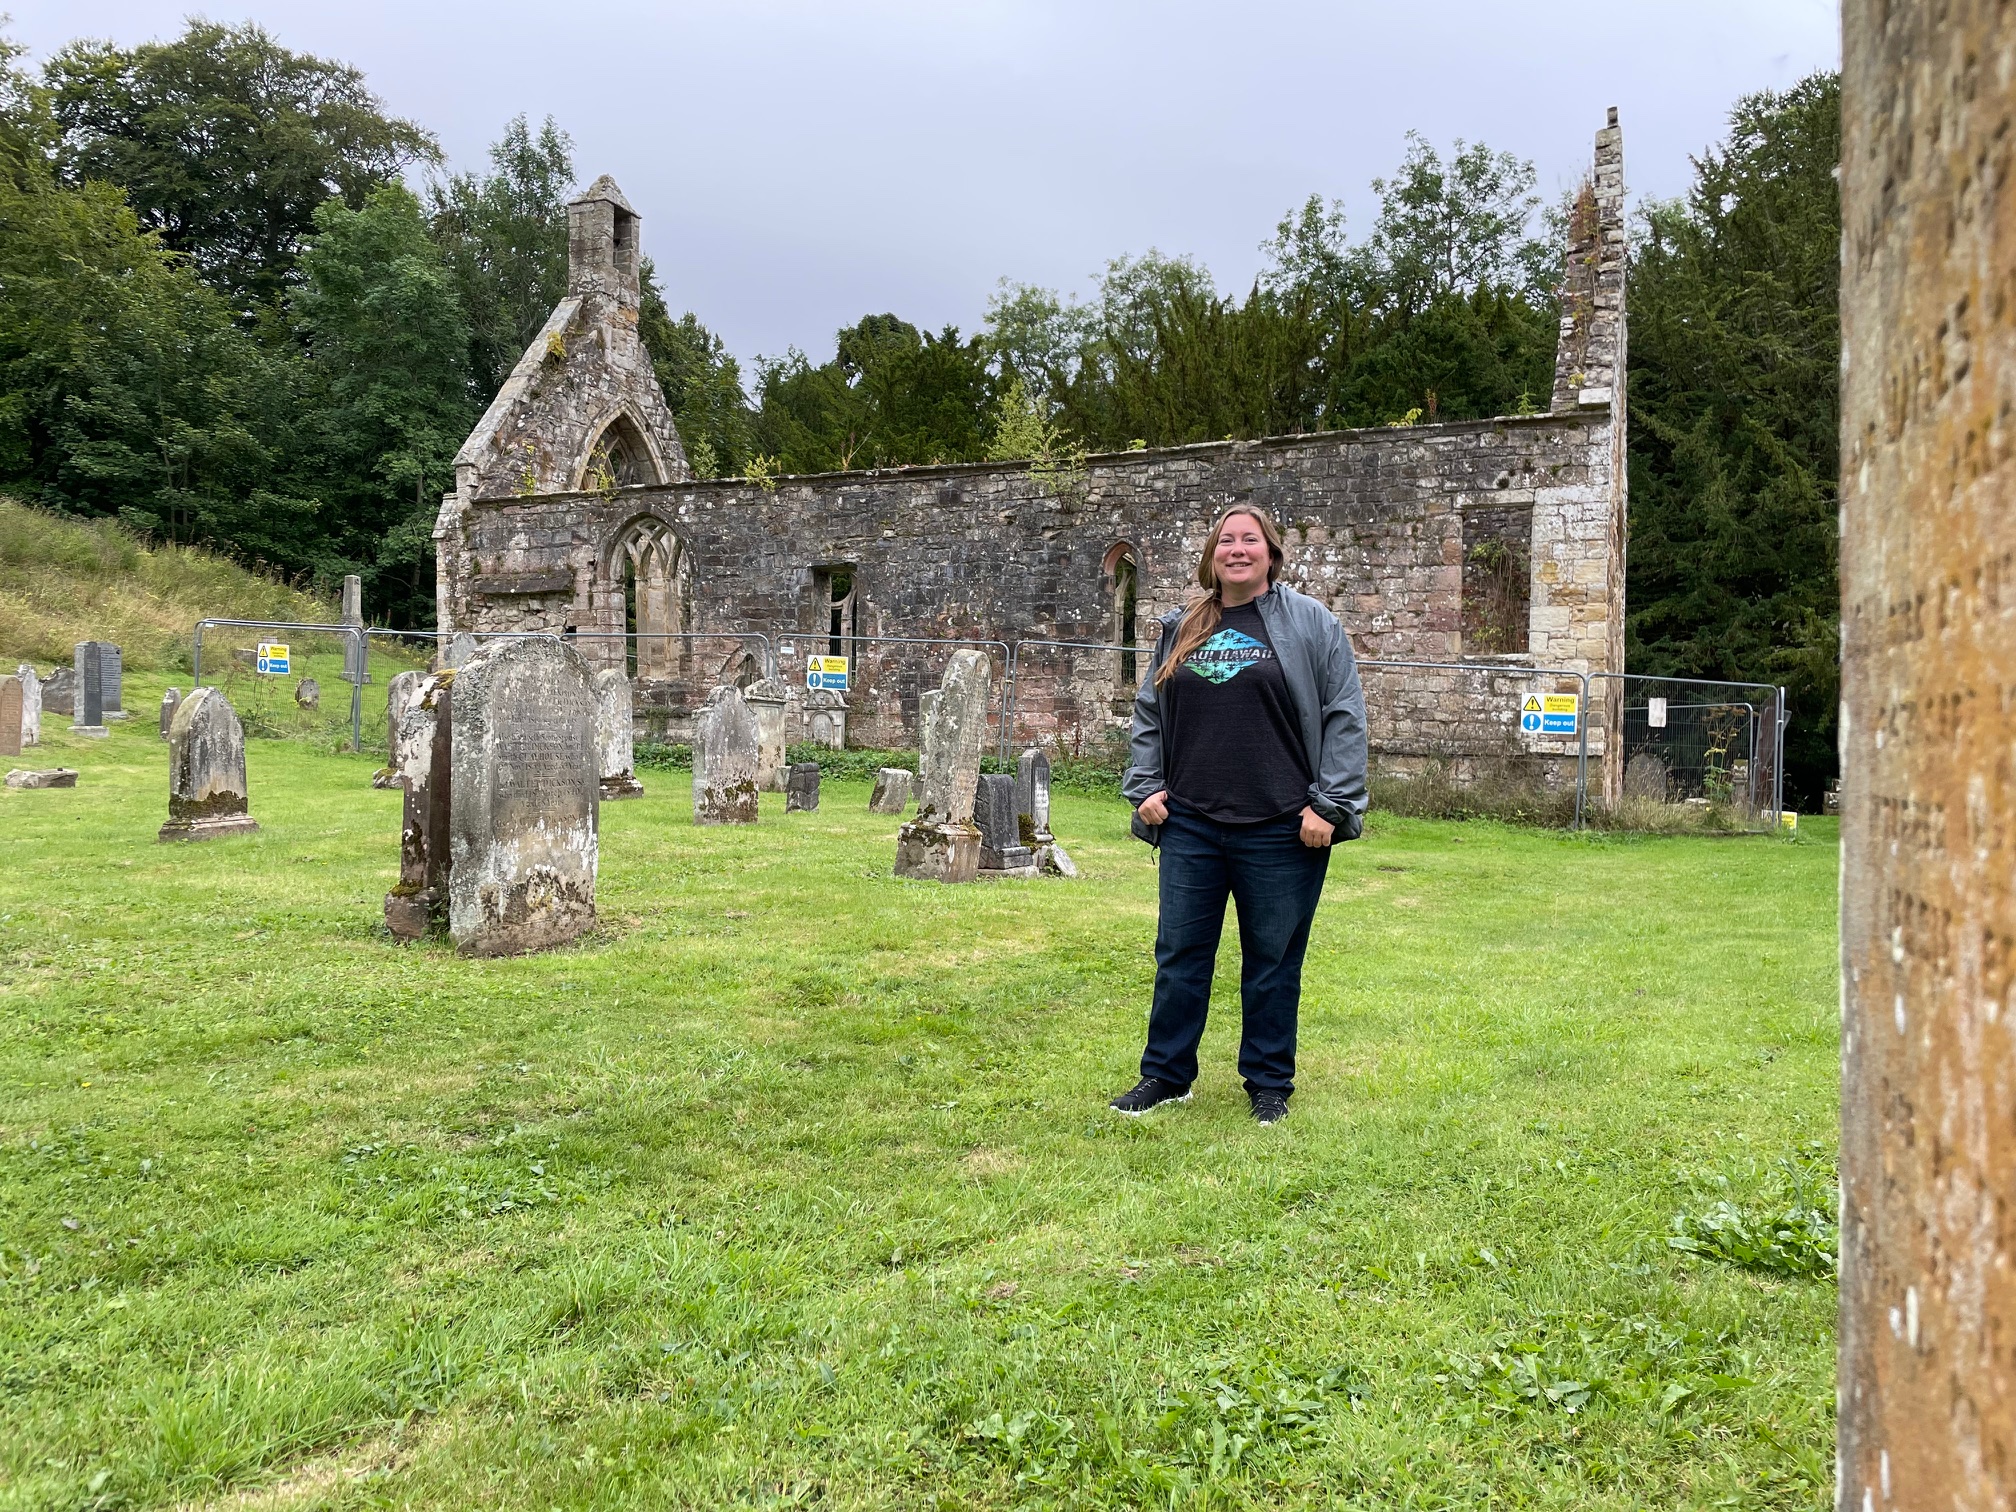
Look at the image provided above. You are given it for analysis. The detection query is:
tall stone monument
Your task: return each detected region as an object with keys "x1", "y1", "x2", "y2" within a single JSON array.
[
  {"x1": 593, "y1": 668, "x2": 644, "y2": 799},
  {"x1": 693, "y1": 685, "x2": 760, "y2": 824},
  {"x1": 385, "y1": 672, "x2": 453, "y2": 939},
  {"x1": 447, "y1": 637, "x2": 599, "y2": 957},
  {"x1": 340, "y1": 572, "x2": 366, "y2": 687},
  {"x1": 159, "y1": 687, "x2": 180, "y2": 739},
  {"x1": 894, "y1": 651, "x2": 989, "y2": 882},
  {"x1": 1839, "y1": 8, "x2": 2016, "y2": 1502},
  {"x1": 158, "y1": 688, "x2": 259, "y2": 841},
  {"x1": 975, "y1": 772, "x2": 1036, "y2": 877},
  {"x1": 0, "y1": 676, "x2": 21, "y2": 758},
  {"x1": 744, "y1": 676, "x2": 790, "y2": 791},
  {"x1": 15, "y1": 665, "x2": 37, "y2": 745},
  {"x1": 71, "y1": 642, "x2": 107, "y2": 737}
]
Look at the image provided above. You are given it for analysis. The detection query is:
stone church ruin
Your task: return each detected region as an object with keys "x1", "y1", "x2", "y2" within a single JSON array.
[{"x1": 436, "y1": 116, "x2": 1630, "y2": 798}]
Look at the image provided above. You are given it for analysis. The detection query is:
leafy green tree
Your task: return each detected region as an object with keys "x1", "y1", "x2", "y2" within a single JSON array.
[
  {"x1": 1626, "y1": 72, "x2": 1840, "y2": 802},
  {"x1": 640, "y1": 264, "x2": 752, "y2": 480},
  {"x1": 428, "y1": 115, "x2": 574, "y2": 393},
  {"x1": 294, "y1": 184, "x2": 475, "y2": 623},
  {"x1": 43, "y1": 20, "x2": 435, "y2": 312}
]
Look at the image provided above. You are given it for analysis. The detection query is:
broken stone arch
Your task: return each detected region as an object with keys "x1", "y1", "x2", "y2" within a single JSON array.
[
  {"x1": 605, "y1": 515, "x2": 692, "y2": 678},
  {"x1": 574, "y1": 407, "x2": 669, "y2": 492}
]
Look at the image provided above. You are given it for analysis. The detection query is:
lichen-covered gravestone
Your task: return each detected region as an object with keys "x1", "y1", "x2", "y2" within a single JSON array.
[
  {"x1": 785, "y1": 761, "x2": 820, "y2": 813},
  {"x1": 594, "y1": 668, "x2": 644, "y2": 799},
  {"x1": 693, "y1": 686, "x2": 760, "y2": 824},
  {"x1": 71, "y1": 642, "x2": 107, "y2": 737},
  {"x1": 744, "y1": 676, "x2": 790, "y2": 791},
  {"x1": 385, "y1": 672, "x2": 454, "y2": 940},
  {"x1": 16, "y1": 665, "x2": 38, "y2": 745},
  {"x1": 870, "y1": 767, "x2": 911, "y2": 815},
  {"x1": 447, "y1": 638, "x2": 598, "y2": 957},
  {"x1": 895, "y1": 651, "x2": 989, "y2": 882},
  {"x1": 444, "y1": 632, "x2": 476, "y2": 671},
  {"x1": 373, "y1": 672, "x2": 426, "y2": 789},
  {"x1": 1017, "y1": 747, "x2": 1076, "y2": 877},
  {"x1": 976, "y1": 773, "x2": 1036, "y2": 877},
  {"x1": 0, "y1": 676, "x2": 21, "y2": 758},
  {"x1": 158, "y1": 688, "x2": 259, "y2": 841},
  {"x1": 295, "y1": 677, "x2": 320, "y2": 710},
  {"x1": 159, "y1": 687, "x2": 180, "y2": 739}
]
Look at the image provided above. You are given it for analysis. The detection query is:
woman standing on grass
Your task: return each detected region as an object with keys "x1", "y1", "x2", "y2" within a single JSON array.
[{"x1": 1113, "y1": 503, "x2": 1368, "y2": 1125}]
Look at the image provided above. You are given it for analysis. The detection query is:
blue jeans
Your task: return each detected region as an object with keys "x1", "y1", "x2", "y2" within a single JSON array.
[{"x1": 1140, "y1": 802, "x2": 1332, "y2": 1094}]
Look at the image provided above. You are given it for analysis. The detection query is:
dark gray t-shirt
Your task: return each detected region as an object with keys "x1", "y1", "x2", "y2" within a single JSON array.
[{"x1": 1160, "y1": 597, "x2": 1311, "y2": 823}]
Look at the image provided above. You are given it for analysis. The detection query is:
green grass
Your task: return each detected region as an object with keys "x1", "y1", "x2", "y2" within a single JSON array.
[{"x1": 0, "y1": 669, "x2": 1839, "y2": 1511}]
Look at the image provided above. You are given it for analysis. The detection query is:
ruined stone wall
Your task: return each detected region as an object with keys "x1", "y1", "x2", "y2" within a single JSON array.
[{"x1": 1839, "y1": 5, "x2": 2016, "y2": 1502}]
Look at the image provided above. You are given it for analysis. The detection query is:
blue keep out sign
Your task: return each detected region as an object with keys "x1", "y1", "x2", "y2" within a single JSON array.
[
  {"x1": 1520, "y1": 693, "x2": 1579, "y2": 736},
  {"x1": 1520, "y1": 709, "x2": 1543, "y2": 734}
]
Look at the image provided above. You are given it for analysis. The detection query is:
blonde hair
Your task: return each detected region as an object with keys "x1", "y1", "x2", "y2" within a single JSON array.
[{"x1": 1154, "y1": 504, "x2": 1287, "y2": 685}]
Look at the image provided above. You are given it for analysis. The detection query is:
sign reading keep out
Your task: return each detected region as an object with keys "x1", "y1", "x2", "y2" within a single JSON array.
[
  {"x1": 1519, "y1": 692, "x2": 1579, "y2": 736},
  {"x1": 256, "y1": 642, "x2": 290, "y2": 675},
  {"x1": 806, "y1": 655, "x2": 849, "y2": 691}
]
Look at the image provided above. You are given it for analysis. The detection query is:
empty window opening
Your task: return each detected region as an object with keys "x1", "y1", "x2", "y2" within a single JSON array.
[
  {"x1": 815, "y1": 567, "x2": 858, "y2": 659},
  {"x1": 618, "y1": 521, "x2": 683, "y2": 678},
  {"x1": 584, "y1": 413, "x2": 657, "y2": 490},
  {"x1": 1105, "y1": 543, "x2": 1140, "y2": 688}
]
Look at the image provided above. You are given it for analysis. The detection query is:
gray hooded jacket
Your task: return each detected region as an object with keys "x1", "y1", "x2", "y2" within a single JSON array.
[{"x1": 1122, "y1": 581, "x2": 1369, "y2": 841}]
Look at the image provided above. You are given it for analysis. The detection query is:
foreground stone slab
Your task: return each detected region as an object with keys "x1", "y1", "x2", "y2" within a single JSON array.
[
  {"x1": 594, "y1": 669, "x2": 644, "y2": 799},
  {"x1": 386, "y1": 673, "x2": 453, "y2": 940},
  {"x1": 448, "y1": 638, "x2": 598, "y2": 957},
  {"x1": 869, "y1": 767, "x2": 911, "y2": 814},
  {"x1": 6, "y1": 768, "x2": 76, "y2": 788},
  {"x1": 693, "y1": 686, "x2": 759, "y2": 824},
  {"x1": 784, "y1": 761, "x2": 820, "y2": 813},
  {"x1": 976, "y1": 772, "x2": 1036, "y2": 877},
  {"x1": 895, "y1": 651, "x2": 988, "y2": 882},
  {"x1": 158, "y1": 688, "x2": 259, "y2": 841},
  {"x1": 16, "y1": 665, "x2": 38, "y2": 745},
  {"x1": 744, "y1": 676, "x2": 790, "y2": 791}
]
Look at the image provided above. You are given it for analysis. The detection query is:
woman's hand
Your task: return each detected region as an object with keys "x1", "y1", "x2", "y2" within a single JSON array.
[
  {"x1": 1299, "y1": 806, "x2": 1335, "y2": 848},
  {"x1": 1137, "y1": 790, "x2": 1170, "y2": 825}
]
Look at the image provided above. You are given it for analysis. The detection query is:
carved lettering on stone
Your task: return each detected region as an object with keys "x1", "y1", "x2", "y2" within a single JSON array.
[
  {"x1": 448, "y1": 638, "x2": 598, "y2": 956},
  {"x1": 158, "y1": 688, "x2": 259, "y2": 841},
  {"x1": 693, "y1": 685, "x2": 760, "y2": 824}
]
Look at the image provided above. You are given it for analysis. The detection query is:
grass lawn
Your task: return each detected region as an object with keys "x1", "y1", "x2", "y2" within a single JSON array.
[{"x1": 1, "y1": 675, "x2": 1839, "y2": 1511}]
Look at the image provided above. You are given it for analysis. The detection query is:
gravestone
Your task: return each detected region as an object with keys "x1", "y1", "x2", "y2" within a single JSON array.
[
  {"x1": 40, "y1": 666, "x2": 73, "y2": 717},
  {"x1": 75, "y1": 642, "x2": 123, "y2": 716},
  {"x1": 159, "y1": 687, "x2": 180, "y2": 740},
  {"x1": 444, "y1": 632, "x2": 477, "y2": 670},
  {"x1": 693, "y1": 685, "x2": 760, "y2": 824},
  {"x1": 895, "y1": 651, "x2": 989, "y2": 882},
  {"x1": 158, "y1": 688, "x2": 259, "y2": 841},
  {"x1": 340, "y1": 574, "x2": 366, "y2": 686},
  {"x1": 295, "y1": 677, "x2": 320, "y2": 710},
  {"x1": 71, "y1": 642, "x2": 106, "y2": 737},
  {"x1": 0, "y1": 676, "x2": 20, "y2": 757},
  {"x1": 869, "y1": 767, "x2": 912, "y2": 815},
  {"x1": 16, "y1": 665, "x2": 38, "y2": 745},
  {"x1": 373, "y1": 672, "x2": 425, "y2": 788},
  {"x1": 594, "y1": 668, "x2": 644, "y2": 799},
  {"x1": 385, "y1": 672, "x2": 454, "y2": 940},
  {"x1": 6, "y1": 768, "x2": 76, "y2": 788},
  {"x1": 447, "y1": 637, "x2": 598, "y2": 957},
  {"x1": 784, "y1": 761, "x2": 820, "y2": 813},
  {"x1": 1017, "y1": 747, "x2": 1076, "y2": 877},
  {"x1": 1622, "y1": 752, "x2": 1670, "y2": 803},
  {"x1": 744, "y1": 676, "x2": 790, "y2": 791},
  {"x1": 975, "y1": 773, "x2": 1036, "y2": 877},
  {"x1": 805, "y1": 686, "x2": 849, "y2": 749}
]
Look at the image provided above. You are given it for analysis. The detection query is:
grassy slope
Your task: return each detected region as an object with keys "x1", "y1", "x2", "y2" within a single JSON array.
[
  {"x1": 0, "y1": 670, "x2": 1839, "y2": 1511},
  {"x1": 0, "y1": 499, "x2": 332, "y2": 674}
]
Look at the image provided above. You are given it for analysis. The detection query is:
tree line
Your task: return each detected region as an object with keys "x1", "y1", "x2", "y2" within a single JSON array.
[{"x1": 0, "y1": 20, "x2": 1839, "y2": 794}]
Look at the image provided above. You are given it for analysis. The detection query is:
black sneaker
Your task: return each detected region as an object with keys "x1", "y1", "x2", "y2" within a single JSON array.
[
  {"x1": 1109, "y1": 1077, "x2": 1191, "y2": 1115},
  {"x1": 1249, "y1": 1089, "x2": 1290, "y2": 1125}
]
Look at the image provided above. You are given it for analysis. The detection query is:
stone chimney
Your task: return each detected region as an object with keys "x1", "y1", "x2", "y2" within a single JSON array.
[
  {"x1": 1550, "y1": 108, "x2": 1625, "y2": 413},
  {"x1": 567, "y1": 175, "x2": 641, "y2": 309}
]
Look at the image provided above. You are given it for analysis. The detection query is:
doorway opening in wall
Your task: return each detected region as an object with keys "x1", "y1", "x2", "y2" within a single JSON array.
[
  {"x1": 815, "y1": 567, "x2": 858, "y2": 658},
  {"x1": 1106, "y1": 543, "x2": 1140, "y2": 690}
]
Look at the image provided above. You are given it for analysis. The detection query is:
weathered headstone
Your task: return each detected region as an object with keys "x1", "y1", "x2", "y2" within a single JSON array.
[
  {"x1": 693, "y1": 685, "x2": 760, "y2": 825},
  {"x1": 1838, "y1": 10, "x2": 2016, "y2": 1502},
  {"x1": 805, "y1": 686, "x2": 849, "y2": 749},
  {"x1": 594, "y1": 668, "x2": 644, "y2": 799},
  {"x1": 385, "y1": 672, "x2": 453, "y2": 940},
  {"x1": 447, "y1": 637, "x2": 598, "y2": 956},
  {"x1": 869, "y1": 767, "x2": 912, "y2": 815},
  {"x1": 1017, "y1": 747, "x2": 1076, "y2": 877},
  {"x1": 294, "y1": 677, "x2": 320, "y2": 710},
  {"x1": 40, "y1": 666, "x2": 73, "y2": 717},
  {"x1": 895, "y1": 651, "x2": 989, "y2": 882},
  {"x1": 0, "y1": 676, "x2": 20, "y2": 757},
  {"x1": 100, "y1": 643, "x2": 123, "y2": 715},
  {"x1": 784, "y1": 761, "x2": 820, "y2": 813},
  {"x1": 1622, "y1": 752, "x2": 1670, "y2": 803},
  {"x1": 744, "y1": 676, "x2": 790, "y2": 791},
  {"x1": 375, "y1": 672, "x2": 426, "y2": 788},
  {"x1": 341, "y1": 574, "x2": 366, "y2": 684},
  {"x1": 71, "y1": 642, "x2": 106, "y2": 737},
  {"x1": 444, "y1": 632, "x2": 477, "y2": 670},
  {"x1": 158, "y1": 688, "x2": 259, "y2": 841},
  {"x1": 16, "y1": 665, "x2": 38, "y2": 745},
  {"x1": 158, "y1": 687, "x2": 180, "y2": 739},
  {"x1": 6, "y1": 768, "x2": 76, "y2": 788},
  {"x1": 976, "y1": 773, "x2": 1036, "y2": 877}
]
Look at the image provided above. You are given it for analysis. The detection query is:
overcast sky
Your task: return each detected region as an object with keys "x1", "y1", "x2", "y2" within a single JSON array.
[{"x1": 12, "y1": 1, "x2": 1840, "y2": 371}]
